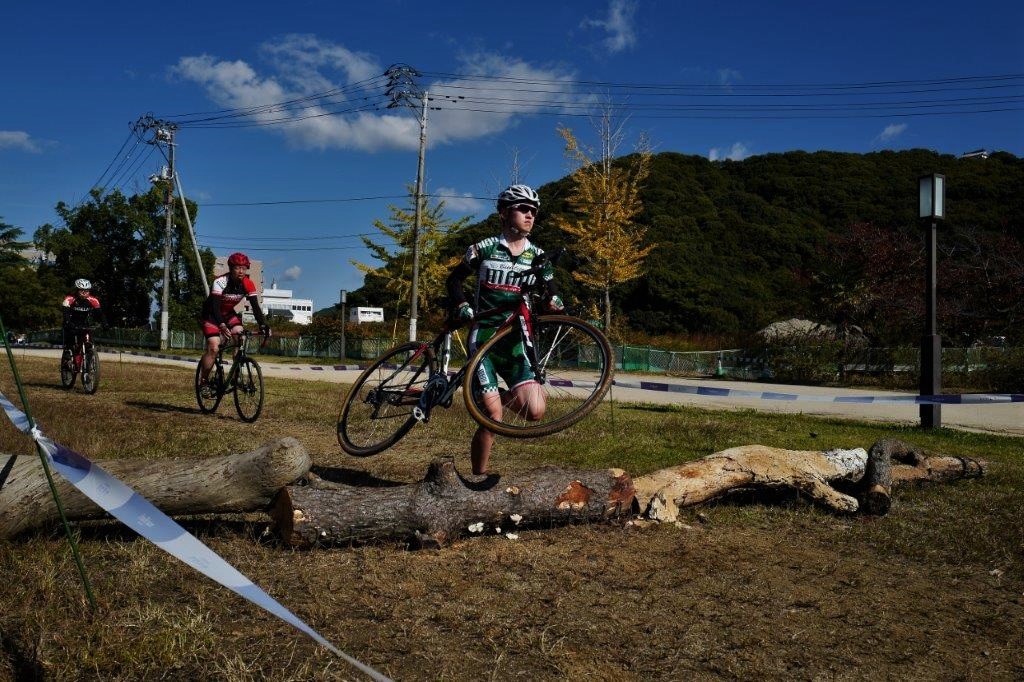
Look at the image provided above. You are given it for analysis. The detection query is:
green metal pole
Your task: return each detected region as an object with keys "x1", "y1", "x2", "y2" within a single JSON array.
[{"x1": 0, "y1": 314, "x2": 97, "y2": 611}]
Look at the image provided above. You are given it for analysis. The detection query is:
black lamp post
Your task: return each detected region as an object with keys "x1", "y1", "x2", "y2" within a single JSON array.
[
  {"x1": 918, "y1": 173, "x2": 945, "y2": 428},
  {"x1": 339, "y1": 289, "x2": 347, "y2": 361}
]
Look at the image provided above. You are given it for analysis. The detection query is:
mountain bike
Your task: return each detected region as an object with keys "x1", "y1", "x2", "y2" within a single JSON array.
[
  {"x1": 337, "y1": 251, "x2": 614, "y2": 457},
  {"x1": 194, "y1": 329, "x2": 266, "y2": 422},
  {"x1": 60, "y1": 326, "x2": 100, "y2": 394}
]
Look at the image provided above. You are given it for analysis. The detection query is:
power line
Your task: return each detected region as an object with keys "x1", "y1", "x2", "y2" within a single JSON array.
[
  {"x1": 149, "y1": 68, "x2": 1024, "y2": 133},
  {"x1": 87, "y1": 130, "x2": 138, "y2": 197},
  {"x1": 421, "y1": 70, "x2": 1024, "y2": 90},
  {"x1": 165, "y1": 75, "x2": 390, "y2": 122}
]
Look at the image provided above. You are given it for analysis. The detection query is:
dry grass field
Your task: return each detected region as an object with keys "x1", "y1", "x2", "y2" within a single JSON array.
[{"x1": 1, "y1": 354, "x2": 1021, "y2": 680}]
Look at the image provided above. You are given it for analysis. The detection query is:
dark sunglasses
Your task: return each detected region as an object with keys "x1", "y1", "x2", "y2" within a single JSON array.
[{"x1": 509, "y1": 203, "x2": 538, "y2": 216}]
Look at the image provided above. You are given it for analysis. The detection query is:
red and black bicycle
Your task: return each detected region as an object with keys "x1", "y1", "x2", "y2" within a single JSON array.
[{"x1": 60, "y1": 327, "x2": 100, "y2": 394}]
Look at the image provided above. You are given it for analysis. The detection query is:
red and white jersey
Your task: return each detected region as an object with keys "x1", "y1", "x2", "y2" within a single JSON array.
[
  {"x1": 62, "y1": 293, "x2": 101, "y2": 327},
  {"x1": 203, "y1": 274, "x2": 259, "y2": 320},
  {"x1": 62, "y1": 294, "x2": 100, "y2": 311}
]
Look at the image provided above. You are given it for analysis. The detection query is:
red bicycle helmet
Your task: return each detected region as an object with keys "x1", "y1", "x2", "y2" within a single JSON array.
[{"x1": 227, "y1": 252, "x2": 251, "y2": 268}]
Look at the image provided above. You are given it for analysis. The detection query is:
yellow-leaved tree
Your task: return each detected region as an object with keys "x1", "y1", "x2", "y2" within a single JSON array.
[
  {"x1": 351, "y1": 186, "x2": 470, "y2": 330},
  {"x1": 554, "y1": 112, "x2": 655, "y2": 334}
]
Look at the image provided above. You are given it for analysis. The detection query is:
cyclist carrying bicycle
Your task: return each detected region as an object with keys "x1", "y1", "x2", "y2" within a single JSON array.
[
  {"x1": 198, "y1": 252, "x2": 270, "y2": 390},
  {"x1": 61, "y1": 278, "x2": 102, "y2": 352},
  {"x1": 446, "y1": 184, "x2": 565, "y2": 475}
]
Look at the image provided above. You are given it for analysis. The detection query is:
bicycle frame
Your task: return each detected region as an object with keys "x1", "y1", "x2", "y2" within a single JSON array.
[
  {"x1": 402, "y1": 294, "x2": 545, "y2": 424},
  {"x1": 63, "y1": 328, "x2": 93, "y2": 368},
  {"x1": 215, "y1": 331, "x2": 255, "y2": 394}
]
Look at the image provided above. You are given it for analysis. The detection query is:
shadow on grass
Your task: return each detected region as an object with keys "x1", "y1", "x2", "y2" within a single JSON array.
[
  {"x1": 125, "y1": 400, "x2": 211, "y2": 416},
  {"x1": 310, "y1": 465, "x2": 406, "y2": 488},
  {"x1": 19, "y1": 381, "x2": 69, "y2": 392},
  {"x1": 309, "y1": 464, "x2": 501, "y2": 491}
]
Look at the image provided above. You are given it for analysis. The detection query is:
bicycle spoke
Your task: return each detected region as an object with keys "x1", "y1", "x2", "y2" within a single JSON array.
[
  {"x1": 464, "y1": 316, "x2": 613, "y2": 438},
  {"x1": 234, "y1": 357, "x2": 264, "y2": 422},
  {"x1": 338, "y1": 343, "x2": 430, "y2": 456}
]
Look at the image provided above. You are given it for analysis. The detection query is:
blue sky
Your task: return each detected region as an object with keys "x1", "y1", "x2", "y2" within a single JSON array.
[{"x1": 2, "y1": 0, "x2": 1022, "y2": 312}]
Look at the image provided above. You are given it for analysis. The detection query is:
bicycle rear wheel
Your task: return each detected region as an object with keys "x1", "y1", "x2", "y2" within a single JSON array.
[
  {"x1": 233, "y1": 357, "x2": 264, "y2": 422},
  {"x1": 81, "y1": 347, "x2": 100, "y2": 394},
  {"x1": 195, "y1": 359, "x2": 224, "y2": 414},
  {"x1": 59, "y1": 349, "x2": 77, "y2": 389},
  {"x1": 463, "y1": 315, "x2": 613, "y2": 438},
  {"x1": 337, "y1": 342, "x2": 431, "y2": 456}
]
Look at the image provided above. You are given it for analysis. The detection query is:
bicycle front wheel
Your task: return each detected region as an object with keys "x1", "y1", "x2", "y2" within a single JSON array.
[
  {"x1": 195, "y1": 360, "x2": 224, "y2": 414},
  {"x1": 233, "y1": 357, "x2": 264, "y2": 422},
  {"x1": 463, "y1": 315, "x2": 613, "y2": 438},
  {"x1": 59, "y1": 349, "x2": 77, "y2": 389},
  {"x1": 337, "y1": 342, "x2": 431, "y2": 457},
  {"x1": 81, "y1": 347, "x2": 100, "y2": 394}
]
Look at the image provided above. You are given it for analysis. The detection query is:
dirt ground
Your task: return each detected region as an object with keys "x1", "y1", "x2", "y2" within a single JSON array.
[{"x1": 1, "y1": 357, "x2": 1022, "y2": 680}]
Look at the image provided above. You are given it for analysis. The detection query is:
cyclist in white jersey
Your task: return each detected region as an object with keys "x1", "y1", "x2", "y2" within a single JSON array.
[{"x1": 446, "y1": 184, "x2": 564, "y2": 475}]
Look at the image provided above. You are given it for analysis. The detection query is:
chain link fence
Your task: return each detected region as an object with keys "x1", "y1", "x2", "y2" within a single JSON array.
[{"x1": 24, "y1": 328, "x2": 1022, "y2": 391}]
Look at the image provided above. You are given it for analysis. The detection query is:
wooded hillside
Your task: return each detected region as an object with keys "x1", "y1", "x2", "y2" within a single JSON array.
[{"x1": 352, "y1": 149, "x2": 1024, "y2": 343}]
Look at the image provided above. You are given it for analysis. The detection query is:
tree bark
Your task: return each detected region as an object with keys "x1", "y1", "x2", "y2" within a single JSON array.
[
  {"x1": 272, "y1": 459, "x2": 635, "y2": 548},
  {"x1": 0, "y1": 437, "x2": 311, "y2": 539},
  {"x1": 857, "y1": 438, "x2": 989, "y2": 515},
  {"x1": 632, "y1": 439, "x2": 987, "y2": 521},
  {"x1": 633, "y1": 445, "x2": 870, "y2": 522}
]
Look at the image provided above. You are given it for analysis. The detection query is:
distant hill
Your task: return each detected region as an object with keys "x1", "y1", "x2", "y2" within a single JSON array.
[{"x1": 349, "y1": 149, "x2": 1024, "y2": 342}]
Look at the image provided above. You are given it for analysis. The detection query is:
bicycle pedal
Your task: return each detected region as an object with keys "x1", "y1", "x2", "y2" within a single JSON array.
[{"x1": 412, "y1": 406, "x2": 430, "y2": 423}]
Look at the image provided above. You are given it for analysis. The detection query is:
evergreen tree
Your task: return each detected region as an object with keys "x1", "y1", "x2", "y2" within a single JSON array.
[{"x1": 351, "y1": 186, "x2": 471, "y2": 320}]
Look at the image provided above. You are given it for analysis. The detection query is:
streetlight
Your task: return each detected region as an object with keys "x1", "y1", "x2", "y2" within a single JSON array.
[
  {"x1": 918, "y1": 173, "x2": 945, "y2": 428},
  {"x1": 339, "y1": 289, "x2": 347, "y2": 361}
]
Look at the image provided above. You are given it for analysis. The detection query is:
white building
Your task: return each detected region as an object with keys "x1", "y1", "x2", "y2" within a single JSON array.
[
  {"x1": 350, "y1": 307, "x2": 385, "y2": 324},
  {"x1": 262, "y1": 279, "x2": 315, "y2": 325}
]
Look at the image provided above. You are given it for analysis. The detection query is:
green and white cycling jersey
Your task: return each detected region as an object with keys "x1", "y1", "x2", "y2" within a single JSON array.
[
  {"x1": 461, "y1": 235, "x2": 555, "y2": 327},
  {"x1": 458, "y1": 235, "x2": 555, "y2": 394}
]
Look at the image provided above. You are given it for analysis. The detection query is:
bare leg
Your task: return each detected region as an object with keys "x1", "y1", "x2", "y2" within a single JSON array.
[
  {"x1": 503, "y1": 382, "x2": 547, "y2": 421},
  {"x1": 470, "y1": 391, "x2": 503, "y2": 474},
  {"x1": 200, "y1": 336, "x2": 222, "y2": 381}
]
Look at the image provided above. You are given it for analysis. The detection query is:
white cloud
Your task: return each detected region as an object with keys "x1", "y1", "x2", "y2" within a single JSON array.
[
  {"x1": 429, "y1": 53, "x2": 582, "y2": 146},
  {"x1": 873, "y1": 123, "x2": 908, "y2": 145},
  {"x1": 282, "y1": 266, "x2": 302, "y2": 281},
  {"x1": 708, "y1": 142, "x2": 750, "y2": 161},
  {"x1": 717, "y1": 68, "x2": 742, "y2": 86},
  {"x1": 581, "y1": 0, "x2": 639, "y2": 54},
  {"x1": 435, "y1": 187, "x2": 484, "y2": 214},
  {"x1": 0, "y1": 131, "x2": 41, "y2": 153},
  {"x1": 173, "y1": 38, "x2": 580, "y2": 152}
]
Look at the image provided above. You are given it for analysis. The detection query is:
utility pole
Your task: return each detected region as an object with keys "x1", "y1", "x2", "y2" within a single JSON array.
[
  {"x1": 409, "y1": 90, "x2": 428, "y2": 342},
  {"x1": 160, "y1": 127, "x2": 175, "y2": 350},
  {"x1": 136, "y1": 115, "x2": 178, "y2": 350},
  {"x1": 385, "y1": 65, "x2": 429, "y2": 342}
]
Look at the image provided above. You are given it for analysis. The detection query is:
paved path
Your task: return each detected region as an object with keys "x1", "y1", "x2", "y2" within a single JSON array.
[{"x1": 11, "y1": 346, "x2": 1022, "y2": 437}]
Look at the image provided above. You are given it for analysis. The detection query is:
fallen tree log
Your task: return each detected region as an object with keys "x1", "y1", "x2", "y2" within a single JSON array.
[
  {"x1": 857, "y1": 438, "x2": 988, "y2": 515},
  {"x1": 633, "y1": 439, "x2": 987, "y2": 521},
  {"x1": 0, "y1": 437, "x2": 311, "y2": 540},
  {"x1": 1, "y1": 436, "x2": 986, "y2": 545},
  {"x1": 271, "y1": 459, "x2": 635, "y2": 548}
]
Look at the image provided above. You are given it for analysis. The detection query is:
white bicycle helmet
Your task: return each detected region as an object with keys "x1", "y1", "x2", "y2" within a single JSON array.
[
  {"x1": 497, "y1": 184, "x2": 540, "y2": 210},
  {"x1": 74, "y1": 278, "x2": 92, "y2": 290}
]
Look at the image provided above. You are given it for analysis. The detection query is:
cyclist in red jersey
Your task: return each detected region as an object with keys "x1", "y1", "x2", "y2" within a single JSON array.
[
  {"x1": 198, "y1": 252, "x2": 270, "y2": 387},
  {"x1": 61, "y1": 278, "x2": 102, "y2": 351}
]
